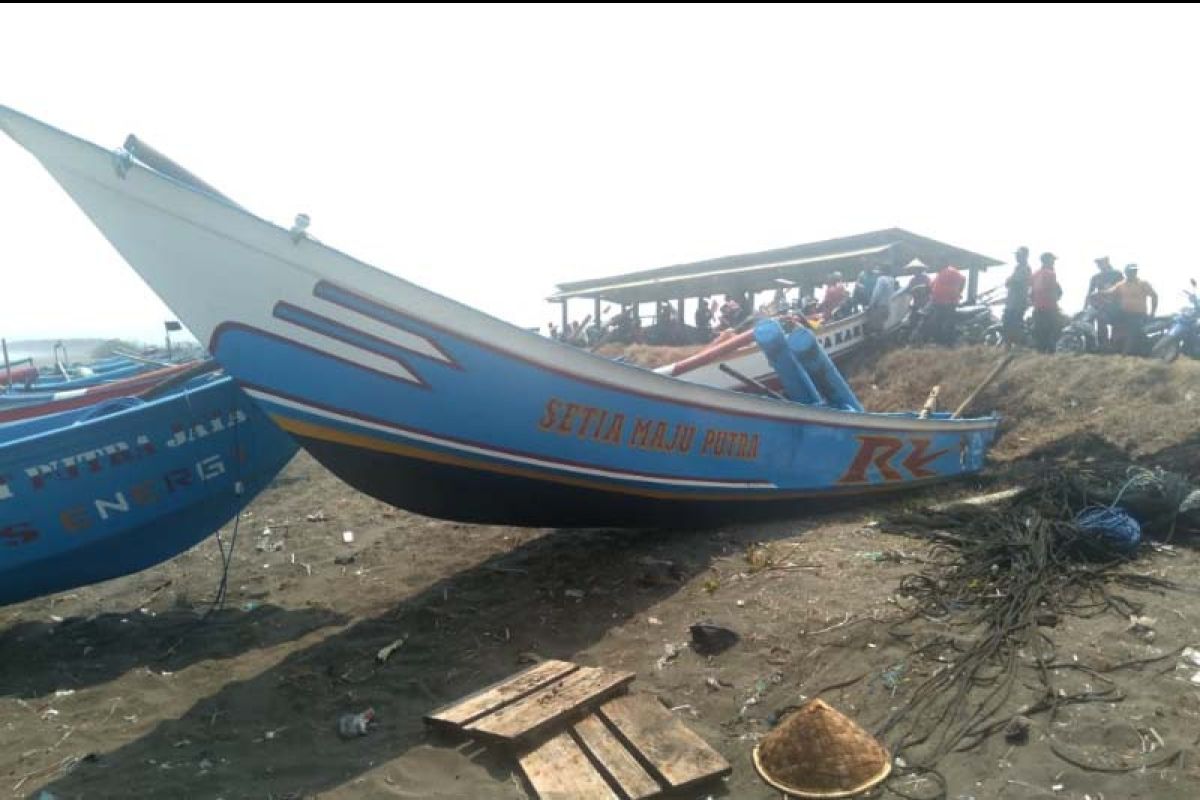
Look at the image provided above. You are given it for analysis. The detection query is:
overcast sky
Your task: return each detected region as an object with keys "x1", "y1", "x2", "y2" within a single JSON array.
[{"x1": 3, "y1": 3, "x2": 1198, "y2": 345}]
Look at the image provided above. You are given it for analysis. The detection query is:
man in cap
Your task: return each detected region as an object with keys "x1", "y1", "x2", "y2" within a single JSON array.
[
  {"x1": 1030, "y1": 252, "x2": 1063, "y2": 353},
  {"x1": 904, "y1": 266, "x2": 931, "y2": 311},
  {"x1": 1086, "y1": 256, "x2": 1122, "y2": 350},
  {"x1": 1003, "y1": 246, "x2": 1033, "y2": 346},
  {"x1": 1104, "y1": 264, "x2": 1158, "y2": 355}
]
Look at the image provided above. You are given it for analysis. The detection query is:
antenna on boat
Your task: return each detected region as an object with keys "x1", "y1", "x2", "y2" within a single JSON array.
[{"x1": 121, "y1": 134, "x2": 244, "y2": 210}]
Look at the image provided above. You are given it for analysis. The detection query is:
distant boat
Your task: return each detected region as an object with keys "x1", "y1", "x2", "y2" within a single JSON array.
[
  {"x1": 0, "y1": 362, "x2": 196, "y2": 421},
  {"x1": 0, "y1": 371, "x2": 296, "y2": 605},
  {"x1": 0, "y1": 107, "x2": 999, "y2": 528},
  {"x1": 655, "y1": 293, "x2": 912, "y2": 392},
  {"x1": 7, "y1": 360, "x2": 149, "y2": 391}
]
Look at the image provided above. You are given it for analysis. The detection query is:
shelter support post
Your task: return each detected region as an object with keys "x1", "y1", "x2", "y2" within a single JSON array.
[{"x1": 967, "y1": 267, "x2": 979, "y2": 304}]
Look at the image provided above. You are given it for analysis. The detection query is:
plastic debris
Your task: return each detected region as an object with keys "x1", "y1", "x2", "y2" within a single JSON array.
[
  {"x1": 337, "y1": 708, "x2": 376, "y2": 739},
  {"x1": 1181, "y1": 646, "x2": 1200, "y2": 668},
  {"x1": 341, "y1": 530, "x2": 355, "y2": 544},
  {"x1": 1004, "y1": 715, "x2": 1033, "y2": 744},
  {"x1": 1126, "y1": 615, "x2": 1156, "y2": 641},
  {"x1": 563, "y1": 588, "x2": 585, "y2": 600},
  {"x1": 306, "y1": 510, "x2": 327, "y2": 522},
  {"x1": 690, "y1": 622, "x2": 740, "y2": 656},
  {"x1": 655, "y1": 642, "x2": 681, "y2": 671},
  {"x1": 376, "y1": 636, "x2": 407, "y2": 664},
  {"x1": 881, "y1": 664, "x2": 907, "y2": 691}
]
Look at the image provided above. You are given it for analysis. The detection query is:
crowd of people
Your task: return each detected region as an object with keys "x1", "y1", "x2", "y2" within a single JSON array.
[
  {"x1": 547, "y1": 251, "x2": 1165, "y2": 357},
  {"x1": 1000, "y1": 247, "x2": 1159, "y2": 354}
]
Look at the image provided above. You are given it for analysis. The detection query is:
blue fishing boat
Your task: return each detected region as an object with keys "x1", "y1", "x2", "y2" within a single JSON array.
[
  {"x1": 10, "y1": 361, "x2": 149, "y2": 391},
  {"x1": 0, "y1": 107, "x2": 1000, "y2": 528},
  {"x1": 0, "y1": 372, "x2": 297, "y2": 605}
]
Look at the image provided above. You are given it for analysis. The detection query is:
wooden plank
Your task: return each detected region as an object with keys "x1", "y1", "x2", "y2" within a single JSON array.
[
  {"x1": 519, "y1": 731, "x2": 619, "y2": 800},
  {"x1": 425, "y1": 660, "x2": 580, "y2": 729},
  {"x1": 467, "y1": 666, "x2": 635, "y2": 742},
  {"x1": 574, "y1": 715, "x2": 662, "y2": 800},
  {"x1": 599, "y1": 694, "x2": 731, "y2": 791}
]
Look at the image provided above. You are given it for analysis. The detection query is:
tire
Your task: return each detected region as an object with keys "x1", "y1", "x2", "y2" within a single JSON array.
[
  {"x1": 1056, "y1": 330, "x2": 1088, "y2": 355},
  {"x1": 982, "y1": 325, "x2": 1005, "y2": 348},
  {"x1": 1153, "y1": 336, "x2": 1182, "y2": 363}
]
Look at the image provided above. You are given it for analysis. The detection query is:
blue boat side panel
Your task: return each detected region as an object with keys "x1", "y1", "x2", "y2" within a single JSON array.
[
  {"x1": 0, "y1": 377, "x2": 296, "y2": 605},
  {"x1": 211, "y1": 290, "x2": 996, "y2": 510}
]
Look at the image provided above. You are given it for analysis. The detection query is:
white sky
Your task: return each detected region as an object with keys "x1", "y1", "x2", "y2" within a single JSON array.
[{"x1": 3, "y1": 3, "x2": 1198, "y2": 345}]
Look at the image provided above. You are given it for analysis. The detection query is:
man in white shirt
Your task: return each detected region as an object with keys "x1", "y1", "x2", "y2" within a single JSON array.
[{"x1": 866, "y1": 267, "x2": 899, "y2": 334}]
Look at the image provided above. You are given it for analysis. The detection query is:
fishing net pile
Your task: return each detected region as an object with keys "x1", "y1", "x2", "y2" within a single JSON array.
[{"x1": 875, "y1": 464, "x2": 1198, "y2": 797}]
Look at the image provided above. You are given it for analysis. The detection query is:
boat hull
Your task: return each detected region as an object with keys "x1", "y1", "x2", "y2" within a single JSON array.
[
  {"x1": 0, "y1": 375, "x2": 296, "y2": 605},
  {"x1": 0, "y1": 106, "x2": 999, "y2": 529}
]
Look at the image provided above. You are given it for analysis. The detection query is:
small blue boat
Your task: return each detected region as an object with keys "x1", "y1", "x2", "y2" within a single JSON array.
[
  {"x1": 0, "y1": 107, "x2": 1001, "y2": 529},
  {"x1": 0, "y1": 373, "x2": 297, "y2": 605},
  {"x1": 9, "y1": 361, "x2": 149, "y2": 391}
]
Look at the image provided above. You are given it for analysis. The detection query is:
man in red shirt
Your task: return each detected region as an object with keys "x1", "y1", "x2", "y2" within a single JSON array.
[
  {"x1": 1030, "y1": 252, "x2": 1063, "y2": 353},
  {"x1": 928, "y1": 264, "x2": 966, "y2": 345},
  {"x1": 815, "y1": 272, "x2": 850, "y2": 321}
]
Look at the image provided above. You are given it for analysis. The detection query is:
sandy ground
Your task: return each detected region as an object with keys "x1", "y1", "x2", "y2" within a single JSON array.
[{"x1": 3, "y1": 351, "x2": 1200, "y2": 800}]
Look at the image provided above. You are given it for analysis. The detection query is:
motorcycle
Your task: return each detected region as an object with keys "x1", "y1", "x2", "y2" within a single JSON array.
[
  {"x1": 1057, "y1": 303, "x2": 1172, "y2": 356},
  {"x1": 1056, "y1": 306, "x2": 1101, "y2": 355},
  {"x1": 983, "y1": 311, "x2": 1034, "y2": 348},
  {"x1": 1151, "y1": 278, "x2": 1200, "y2": 362},
  {"x1": 903, "y1": 302, "x2": 995, "y2": 347}
]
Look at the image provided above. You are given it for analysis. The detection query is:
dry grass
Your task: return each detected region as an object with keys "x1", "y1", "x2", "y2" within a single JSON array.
[
  {"x1": 850, "y1": 346, "x2": 1200, "y2": 467},
  {"x1": 599, "y1": 342, "x2": 1200, "y2": 473}
]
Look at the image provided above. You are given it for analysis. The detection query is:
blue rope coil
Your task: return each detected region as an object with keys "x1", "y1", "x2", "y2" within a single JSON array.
[{"x1": 1074, "y1": 506, "x2": 1142, "y2": 554}]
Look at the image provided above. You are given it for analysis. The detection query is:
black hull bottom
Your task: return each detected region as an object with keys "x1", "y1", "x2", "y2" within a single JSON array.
[{"x1": 296, "y1": 436, "x2": 923, "y2": 529}]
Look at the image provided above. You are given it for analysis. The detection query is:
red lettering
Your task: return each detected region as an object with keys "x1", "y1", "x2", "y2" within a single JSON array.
[
  {"x1": 902, "y1": 439, "x2": 947, "y2": 478},
  {"x1": 0, "y1": 522, "x2": 38, "y2": 547},
  {"x1": 839, "y1": 435, "x2": 905, "y2": 484},
  {"x1": 603, "y1": 413, "x2": 624, "y2": 444},
  {"x1": 538, "y1": 399, "x2": 562, "y2": 430},
  {"x1": 164, "y1": 468, "x2": 193, "y2": 492},
  {"x1": 578, "y1": 407, "x2": 599, "y2": 438},
  {"x1": 650, "y1": 422, "x2": 668, "y2": 450},
  {"x1": 558, "y1": 403, "x2": 581, "y2": 434},
  {"x1": 630, "y1": 418, "x2": 651, "y2": 448},
  {"x1": 60, "y1": 506, "x2": 91, "y2": 533}
]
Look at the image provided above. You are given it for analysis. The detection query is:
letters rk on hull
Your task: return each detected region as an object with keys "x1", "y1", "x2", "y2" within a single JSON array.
[
  {"x1": 0, "y1": 374, "x2": 297, "y2": 605},
  {"x1": 0, "y1": 107, "x2": 999, "y2": 528}
]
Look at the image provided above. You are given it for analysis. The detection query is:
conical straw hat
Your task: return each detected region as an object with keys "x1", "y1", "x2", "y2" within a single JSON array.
[{"x1": 752, "y1": 699, "x2": 891, "y2": 798}]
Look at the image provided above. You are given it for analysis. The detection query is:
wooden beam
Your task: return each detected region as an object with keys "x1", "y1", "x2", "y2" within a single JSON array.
[
  {"x1": 466, "y1": 667, "x2": 635, "y2": 743},
  {"x1": 573, "y1": 715, "x2": 662, "y2": 799},
  {"x1": 425, "y1": 660, "x2": 580, "y2": 730},
  {"x1": 598, "y1": 695, "x2": 731, "y2": 792},
  {"x1": 519, "y1": 731, "x2": 619, "y2": 799},
  {"x1": 967, "y1": 266, "x2": 980, "y2": 304}
]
